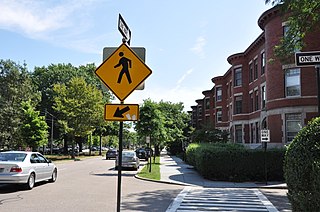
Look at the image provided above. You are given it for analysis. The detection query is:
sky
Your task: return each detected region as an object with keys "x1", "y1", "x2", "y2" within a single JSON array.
[{"x1": 0, "y1": 0, "x2": 272, "y2": 111}]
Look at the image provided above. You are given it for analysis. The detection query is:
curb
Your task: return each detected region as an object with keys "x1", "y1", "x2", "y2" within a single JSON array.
[
  {"x1": 134, "y1": 174, "x2": 287, "y2": 189},
  {"x1": 134, "y1": 174, "x2": 188, "y2": 186}
]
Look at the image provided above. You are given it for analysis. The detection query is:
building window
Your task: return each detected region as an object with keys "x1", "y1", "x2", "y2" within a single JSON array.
[
  {"x1": 254, "y1": 58, "x2": 258, "y2": 80},
  {"x1": 249, "y1": 62, "x2": 253, "y2": 83},
  {"x1": 283, "y1": 24, "x2": 300, "y2": 52},
  {"x1": 250, "y1": 123, "x2": 254, "y2": 143},
  {"x1": 216, "y1": 87, "x2": 222, "y2": 101},
  {"x1": 261, "y1": 85, "x2": 266, "y2": 109},
  {"x1": 286, "y1": 113, "x2": 302, "y2": 143},
  {"x1": 285, "y1": 68, "x2": 300, "y2": 97},
  {"x1": 205, "y1": 98, "x2": 210, "y2": 110},
  {"x1": 234, "y1": 96, "x2": 242, "y2": 114},
  {"x1": 261, "y1": 52, "x2": 265, "y2": 75},
  {"x1": 198, "y1": 105, "x2": 202, "y2": 118},
  {"x1": 283, "y1": 25, "x2": 290, "y2": 37},
  {"x1": 250, "y1": 93, "x2": 254, "y2": 112},
  {"x1": 234, "y1": 68, "x2": 242, "y2": 87},
  {"x1": 216, "y1": 108, "x2": 222, "y2": 122},
  {"x1": 235, "y1": 125, "x2": 242, "y2": 143},
  {"x1": 255, "y1": 122, "x2": 259, "y2": 143},
  {"x1": 255, "y1": 90, "x2": 259, "y2": 111}
]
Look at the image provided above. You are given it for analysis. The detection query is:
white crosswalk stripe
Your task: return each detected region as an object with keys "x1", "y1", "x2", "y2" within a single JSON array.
[{"x1": 166, "y1": 187, "x2": 279, "y2": 212}]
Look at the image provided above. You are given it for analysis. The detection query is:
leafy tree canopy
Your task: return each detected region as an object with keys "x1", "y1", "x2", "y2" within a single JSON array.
[
  {"x1": 53, "y1": 77, "x2": 105, "y2": 138},
  {"x1": 20, "y1": 100, "x2": 49, "y2": 150},
  {"x1": 0, "y1": 59, "x2": 39, "y2": 149}
]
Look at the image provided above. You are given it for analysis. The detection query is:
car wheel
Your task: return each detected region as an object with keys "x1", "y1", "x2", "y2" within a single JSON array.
[
  {"x1": 115, "y1": 166, "x2": 118, "y2": 170},
  {"x1": 50, "y1": 168, "x2": 57, "y2": 183},
  {"x1": 26, "y1": 173, "x2": 35, "y2": 190}
]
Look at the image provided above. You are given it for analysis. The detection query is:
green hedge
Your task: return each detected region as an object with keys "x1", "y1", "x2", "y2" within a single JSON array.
[
  {"x1": 284, "y1": 117, "x2": 320, "y2": 211},
  {"x1": 186, "y1": 143, "x2": 285, "y2": 182}
]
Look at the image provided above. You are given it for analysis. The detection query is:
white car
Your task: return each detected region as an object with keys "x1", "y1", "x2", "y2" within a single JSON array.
[
  {"x1": 0, "y1": 151, "x2": 57, "y2": 189},
  {"x1": 115, "y1": 150, "x2": 140, "y2": 170}
]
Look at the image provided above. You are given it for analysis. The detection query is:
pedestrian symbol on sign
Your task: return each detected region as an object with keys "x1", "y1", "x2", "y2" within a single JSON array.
[
  {"x1": 114, "y1": 52, "x2": 132, "y2": 84},
  {"x1": 95, "y1": 43, "x2": 152, "y2": 101}
]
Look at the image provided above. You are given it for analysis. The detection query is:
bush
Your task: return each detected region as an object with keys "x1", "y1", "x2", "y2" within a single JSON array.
[
  {"x1": 284, "y1": 117, "x2": 320, "y2": 211},
  {"x1": 186, "y1": 142, "x2": 285, "y2": 182},
  {"x1": 185, "y1": 143, "x2": 200, "y2": 166}
]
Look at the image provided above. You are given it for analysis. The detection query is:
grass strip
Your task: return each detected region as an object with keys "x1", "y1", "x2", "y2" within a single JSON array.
[{"x1": 138, "y1": 156, "x2": 160, "y2": 180}]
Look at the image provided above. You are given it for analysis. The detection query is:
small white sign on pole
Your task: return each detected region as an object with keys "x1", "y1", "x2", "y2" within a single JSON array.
[
  {"x1": 146, "y1": 136, "x2": 150, "y2": 144},
  {"x1": 261, "y1": 130, "x2": 270, "y2": 142}
]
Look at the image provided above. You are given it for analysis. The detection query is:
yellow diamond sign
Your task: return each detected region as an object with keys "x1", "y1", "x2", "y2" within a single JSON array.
[{"x1": 95, "y1": 43, "x2": 152, "y2": 101}]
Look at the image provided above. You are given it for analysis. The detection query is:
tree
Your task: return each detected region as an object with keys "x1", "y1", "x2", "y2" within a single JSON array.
[
  {"x1": 32, "y1": 63, "x2": 113, "y2": 148},
  {"x1": 135, "y1": 99, "x2": 190, "y2": 156},
  {"x1": 53, "y1": 77, "x2": 105, "y2": 158},
  {"x1": 158, "y1": 101, "x2": 190, "y2": 155},
  {"x1": 20, "y1": 100, "x2": 49, "y2": 150},
  {"x1": 134, "y1": 99, "x2": 166, "y2": 156},
  {"x1": 191, "y1": 126, "x2": 228, "y2": 143},
  {"x1": 0, "y1": 60, "x2": 39, "y2": 149},
  {"x1": 265, "y1": 0, "x2": 320, "y2": 61}
]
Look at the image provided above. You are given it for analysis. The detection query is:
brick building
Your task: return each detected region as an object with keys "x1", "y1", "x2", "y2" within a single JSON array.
[{"x1": 190, "y1": 6, "x2": 320, "y2": 147}]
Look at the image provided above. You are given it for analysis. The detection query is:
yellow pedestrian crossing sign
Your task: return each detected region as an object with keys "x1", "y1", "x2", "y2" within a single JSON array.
[
  {"x1": 95, "y1": 43, "x2": 152, "y2": 101},
  {"x1": 104, "y1": 104, "x2": 139, "y2": 121}
]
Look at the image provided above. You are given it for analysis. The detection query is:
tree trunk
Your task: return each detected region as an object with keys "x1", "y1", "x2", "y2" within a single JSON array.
[
  {"x1": 71, "y1": 142, "x2": 75, "y2": 159},
  {"x1": 63, "y1": 134, "x2": 68, "y2": 155},
  {"x1": 99, "y1": 134, "x2": 102, "y2": 156},
  {"x1": 155, "y1": 145, "x2": 160, "y2": 156}
]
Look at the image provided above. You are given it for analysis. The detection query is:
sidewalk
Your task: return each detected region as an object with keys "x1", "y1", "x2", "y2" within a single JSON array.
[{"x1": 159, "y1": 149, "x2": 287, "y2": 189}]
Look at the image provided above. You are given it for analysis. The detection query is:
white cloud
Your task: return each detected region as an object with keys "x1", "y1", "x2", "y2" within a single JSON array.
[
  {"x1": 190, "y1": 36, "x2": 206, "y2": 59},
  {"x1": 172, "y1": 68, "x2": 194, "y2": 92},
  {"x1": 0, "y1": 1, "x2": 74, "y2": 35},
  {"x1": 0, "y1": 0, "x2": 103, "y2": 52}
]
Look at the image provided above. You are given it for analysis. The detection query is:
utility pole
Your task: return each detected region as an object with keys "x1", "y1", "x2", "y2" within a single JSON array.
[{"x1": 45, "y1": 109, "x2": 55, "y2": 154}]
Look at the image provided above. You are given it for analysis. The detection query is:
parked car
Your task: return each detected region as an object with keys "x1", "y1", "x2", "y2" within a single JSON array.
[
  {"x1": 135, "y1": 148, "x2": 149, "y2": 160},
  {"x1": 106, "y1": 149, "x2": 118, "y2": 160},
  {"x1": 0, "y1": 151, "x2": 57, "y2": 189},
  {"x1": 115, "y1": 150, "x2": 140, "y2": 170}
]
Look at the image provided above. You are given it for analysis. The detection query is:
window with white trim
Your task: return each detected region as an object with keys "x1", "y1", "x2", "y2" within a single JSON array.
[
  {"x1": 234, "y1": 68, "x2": 242, "y2": 87},
  {"x1": 261, "y1": 52, "x2": 265, "y2": 75},
  {"x1": 285, "y1": 68, "x2": 300, "y2": 97},
  {"x1": 261, "y1": 85, "x2": 266, "y2": 109},
  {"x1": 216, "y1": 87, "x2": 222, "y2": 101},
  {"x1": 234, "y1": 96, "x2": 242, "y2": 114},
  {"x1": 216, "y1": 108, "x2": 222, "y2": 122},
  {"x1": 285, "y1": 113, "x2": 302, "y2": 143},
  {"x1": 235, "y1": 125, "x2": 242, "y2": 143}
]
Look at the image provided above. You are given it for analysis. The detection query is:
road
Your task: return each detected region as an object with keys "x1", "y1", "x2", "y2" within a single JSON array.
[{"x1": 0, "y1": 156, "x2": 183, "y2": 212}]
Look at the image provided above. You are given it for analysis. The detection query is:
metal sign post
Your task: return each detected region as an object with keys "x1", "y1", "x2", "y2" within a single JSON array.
[
  {"x1": 295, "y1": 51, "x2": 320, "y2": 116},
  {"x1": 261, "y1": 129, "x2": 270, "y2": 185},
  {"x1": 95, "y1": 14, "x2": 152, "y2": 212},
  {"x1": 317, "y1": 65, "x2": 320, "y2": 116},
  {"x1": 116, "y1": 119, "x2": 123, "y2": 212}
]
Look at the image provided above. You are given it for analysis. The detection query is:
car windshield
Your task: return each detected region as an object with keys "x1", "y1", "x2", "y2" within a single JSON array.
[
  {"x1": 0, "y1": 153, "x2": 27, "y2": 162},
  {"x1": 122, "y1": 152, "x2": 134, "y2": 157}
]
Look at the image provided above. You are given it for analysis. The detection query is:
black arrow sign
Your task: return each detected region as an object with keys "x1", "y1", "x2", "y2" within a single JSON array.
[{"x1": 113, "y1": 106, "x2": 130, "y2": 118}]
